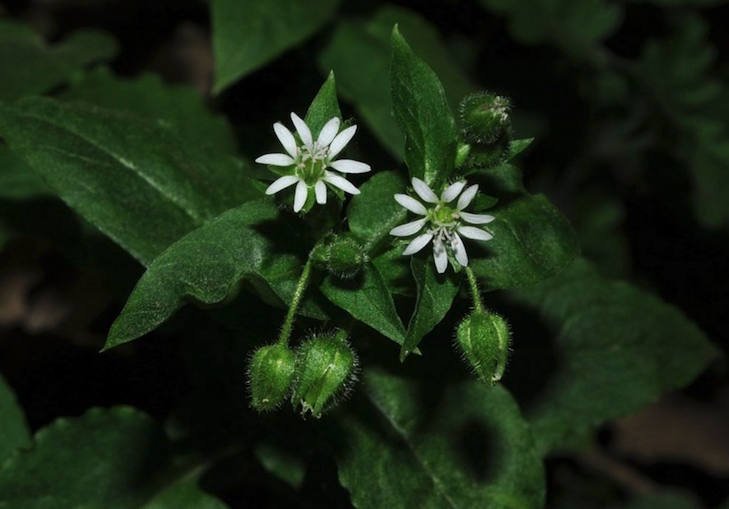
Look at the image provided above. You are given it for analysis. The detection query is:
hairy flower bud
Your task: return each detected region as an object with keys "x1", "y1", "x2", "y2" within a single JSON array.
[
  {"x1": 311, "y1": 235, "x2": 366, "y2": 279},
  {"x1": 455, "y1": 311, "x2": 511, "y2": 386},
  {"x1": 248, "y1": 344, "x2": 297, "y2": 412},
  {"x1": 292, "y1": 330, "x2": 358, "y2": 418},
  {"x1": 459, "y1": 91, "x2": 512, "y2": 146}
]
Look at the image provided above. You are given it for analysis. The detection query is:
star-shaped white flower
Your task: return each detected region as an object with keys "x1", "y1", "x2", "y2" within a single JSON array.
[
  {"x1": 256, "y1": 113, "x2": 371, "y2": 212},
  {"x1": 390, "y1": 177, "x2": 495, "y2": 274}
]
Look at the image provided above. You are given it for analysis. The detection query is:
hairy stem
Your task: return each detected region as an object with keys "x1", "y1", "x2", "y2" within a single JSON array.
[
  {"x1": 277, "y1": 256, "x2": 314, "y2": 346},
  {"x1": 464, "y1": 266, "x2": 484, "y2": 314}
]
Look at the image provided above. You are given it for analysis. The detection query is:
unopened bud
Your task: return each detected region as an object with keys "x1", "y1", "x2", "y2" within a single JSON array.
[
  {"x1": 459, "y1": 91, "x2": 512, "y2": 146},
  {"x1": 455, "y1": 311, "x2": 511, "y2": 385},
  {"x1": 292, "y1": 330, "x2": 358, "y2": 418},
  {"x1": 248, "y1": 343, "x2": 296, "y2": 412},
  {"x1": 311, "y1": 235, "x2": 366, "y2": 279}
]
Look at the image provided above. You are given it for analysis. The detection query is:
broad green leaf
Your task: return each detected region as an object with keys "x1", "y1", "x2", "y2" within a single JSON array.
[
  {"x1": 347, "y1": 171, "x2": 407, "y2": 251},
  {"x1": 400, "y1": 258, "x2": 460, "y2": 360},
  {"x1": 106, "y1": 200, "x2": 324, "y2": 350},
  {"x1": 319, "y1": 6, "x2": 475, "y2": 159},
  {"x1": 0, "y1": 406, "x2": 229, "y2": 509},
  {"x1": 391, "y1": 26, "x2": 458, "y2": 186},
  {"x1": 0, "y1": 98, "x2": 259, "y2": 265},
  {"x1": 320, "y1": 263, "x2": 406, "y2": 346},
  {"x1": 304, "y1": 72, "x2": 343, "y2": 137},
  {"x1": 211, "y1": 0, "x2": 340, "y2": 93},
  {"x1": 336, "y1": 369, "x2": 545, "y2": 509},
  {"x1": 0, "y1": 373, "x2": 30, "y2": 463},
  {"x1": 0, "y1": 19, "x2": 117, "y2": 102},
  {"x1": 372, "y1": 245, "x2": 412, "y2": 296},
  {"x1": 0, "y1": 144, "x2": 49, "y2": 200},
  {"x1": 506, "y1": 259, "x2": 721, "y2": 455},
  {"x1": 60, "y1": 67, "x2": 238, "y2": 154}
]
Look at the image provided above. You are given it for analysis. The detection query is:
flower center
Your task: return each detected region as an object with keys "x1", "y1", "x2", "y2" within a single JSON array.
[
  {"x1": 296, "y1": 143, "x2": 328, "y2": 185},
  {"x1": 429, "y1": 204, "x2": 459, "y2": 228}
]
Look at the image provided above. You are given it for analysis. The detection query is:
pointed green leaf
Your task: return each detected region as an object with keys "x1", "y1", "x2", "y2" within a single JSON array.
[
  {"x1": 211, "y1": 0, "x2": 340, "y2": 93},
  {"x1": 106, "y1": 200, "x2": 325, "y2": 350},
  {"x1": 0, "y1": 19, "x2": 117, "y2": 102},
  {"x1": 506, "y1": 259, "x2": 721, "y2": 455},
  {"x1": 391, "y1": 26, "x2": 458, "y2": 186},
  {"x1": 401, "y1": 258, "x2": 460, "y2": 360},
  {"x1": 0, "y1": 98, "x2": 260, "y2": 265},
  {"x1": 0, "y1": 406, "x2": 229, "y2": 509},
  {"x1": 320, "y1": 263, "x2": 406, "y2": 345},
  {"x1": 304, "y1": 72, "x2": 343, "y2": 137},
  {"x1": 336, "y1": 370, "x2": 545, "y2": 509},
  {"x1": 0, "y1": 373, "x2": 30, "y2": 463},
  {"x1": 347, "y1": 171, "x2": 407, "y2": 250},
  {"x1": 60, "y1": 67, "x2": 238, "y2": 154}
]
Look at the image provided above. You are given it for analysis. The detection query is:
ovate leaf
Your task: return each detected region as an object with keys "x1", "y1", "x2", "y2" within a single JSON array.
[
  {"x1": 106, "y1": 200, "x2": 325, "y2": 350},
  {"x1": 0, "y1": 19, "x2": 117, "y2": 102},
  {"x1": 347, "y1": 171, "x2": 407, "y2": 251},
  {"x1": 304, "y1": 71, "x2": 343, "y2": 136},
  {"x1": 0, "y1": 373, "x2": 30, "y2": 463},
  {"x1": 391, "y1": 27, "x2": 458, "y2": 186},
  {"x1": 0, "y1": 98, "x2": 259, "y2": 265},
  {"x1": 506, "y1": 259, "x2": 721, "y2": 455},
  {"x1": 336, "y1": 369, "x2": 545, "y2": 509},
  {"x1": 0, "y1": 406, "x2": 229, "y2": 509},
  {"x1": 211, "y1": 0, "x2": 340, "y2": 93}
]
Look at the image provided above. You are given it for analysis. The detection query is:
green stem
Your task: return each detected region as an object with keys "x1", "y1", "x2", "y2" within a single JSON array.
[
  {"x1": 464, "y1": 266, "x2": 484, "y2": 314},
  {"x1": 277, "y1": 256, "x2": 314, "y2": 346}
]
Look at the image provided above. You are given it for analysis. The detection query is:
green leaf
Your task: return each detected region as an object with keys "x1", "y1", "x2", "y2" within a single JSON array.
[
  {"x1": 347, "y1": 171, "x2": 407, "y2": 251},
  {"x1": 0, "y1": 406, "x2": 229, "y2": 509},
  {"x1": 211, "y1": 0, "x2": 340, "y2": 93},
  {"x1": 0, "y1": 373, "x2": 30, "y2": 463},
  {"x1": 336, "y1": 369, "x2": 545, "y2": 509},
  {"x1": 60, "y1": 67, "x2": 238, "y2": 155},
  {"x1": 106, "y1": 200, "x2": 324, "y2": 350},
  {"x1": 319, "y1": 6, "x2": 474, "y2": 159},
  {"x1": 400, "y1": 258, "x2": 460, "y2": 361},
  {"x1": 506, "y1": 259, "x2": 721, "y2": 455},
  {"x1": 254, "y1": 443, "x2": 306, "y2": 490},
  {"x1": 0, "y1": 97, "x2": 260, "y2": 265},
  {"x1": 0, "y1": 19, "x2": 117, "y2": 102},
  {"x1": 304, "y1": 72, "x2": 343, "y2": 137},
  {"x1": 391, "y1": 26, "x2": 458, "y2": 186},
  {"x1": 0, "y1": 144, "x2": 49, "y2": 200},
  {"x1": 320, "y1": 263, "x2": 406, "y2": 346}
]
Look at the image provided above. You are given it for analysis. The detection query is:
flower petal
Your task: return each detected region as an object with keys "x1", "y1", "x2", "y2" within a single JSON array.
[
  {"x1": 323, "y1": 171, "x2": 360, "y2": 195},
  {"x1": 433, "y1": 238, "x2": 448, "y2": 273},
  {"x1": 255, "y1": 153, "x2": 296, "y2": 167},
  {"x1": 290, "y1": 112, "x2": 313, "y2": 148},
  {"x1": 293, "y1": 180, "x2": 308, "y2": 212},
  {"x1": 315, "y1": 179, "x2": 327, "y2": 205},
  {"x1": 329, "y1": 159, "x2": 371, "y2": 174},
  {"x1": 273, "y1": 123, "x2": 298, "y2": 158},
  {"x1": 317, "y1": 117, "x2": 341, "y2": 147},
  {"x1": 451, "y1": 233, "x2": 468, "y2": 267},
  {"x1": 328, "y1": 125, "x2": 357, "y2": 159},
  {"x1": 441, "y1": 181, "x2": 467, "y2": 203},
  {"x1": 457, "y1": 226, "x2": 493, "y2": 241},
  {"x1": 394, "y1": 194, "x2": 428, "y2": 215},
  {"x1": 390, "y1": 218, "x2": 427, "y2": 237},
  {"x1": 402, "y1": 232, "x2": 434, "y2": 256},
  {"x1": 411, "y1": 177, "x2": 439, "y2": 203},
  {"x1": 457, "y1": 184, "x2": 479, "y2": 210},
  {"x1": 459, "y1": 211, "x2": 495, "y2": 224},
  {"x1": 265, "y1": 175, "x2": 300, "y2": 195}
]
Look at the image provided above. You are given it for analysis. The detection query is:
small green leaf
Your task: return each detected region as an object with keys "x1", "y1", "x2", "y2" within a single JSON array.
[
  {"x1": 347, "y1": 171, "x2": 407, "y2": 251},
  {"x1": 505, "y1": 138, "x2": 535, "y2": 162},
  {"x1": 304, "y1": 72, "x2": 343, "y2": 137},
  {"x1": 106, "y1": 200, "x2": 325, "y2": 350},
  {"x1": 400, "y1": 258, "x2": 460, "y2": 360},
  {"x1": 506, "y1": 259, "x2": 721, "y2": 455},
  {"x1": 0, "y1": 98, "x2": 260, "y2": 265},
  {"x1": 391, "y1": 26, "x2": 458, "y2": 186},
  {"x1": 254, "y1": 443, "x2": 306, "y2": 490},
  {"x1": 335, "y1": 369, "x2": 545, "y2": 509},
  {"x1": 320, "y1": 263, "x2": 406, "y2": 346},
  {"x1": 60, "y1": 67, "x2": 238, "y2": 154},
  {"x1": 0, "y1": 373, "x2": 30, "y2": 463},
  {"x1": 0, "y1": 406, "x2": 229, "y2": 509},
  {"x1": 0, "y1": 19, "x2": 117, "y2": 102},
  {"x1": 211, "y1": 0, "x2": 340, "y2": 93}
]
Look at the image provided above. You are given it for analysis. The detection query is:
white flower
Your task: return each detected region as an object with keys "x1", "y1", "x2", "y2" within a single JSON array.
[
  {"x1": 256, "y1": 113, "x2": 371, "y2": 212},
  {"x1": 390, "y1": 177, "x2": 495, "y2": 274}
]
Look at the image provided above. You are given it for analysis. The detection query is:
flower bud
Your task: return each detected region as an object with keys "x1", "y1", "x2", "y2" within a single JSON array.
[
  {"x1": 248, "y1": 343, "x2": 297, "y2": 412},
  {"x1": 311, "y1": 235, "x2": 366, "y2": 279},
  {"x1": 292, "y1": 330, "x2": 358, "y2": 418},
  {"x1": 455, "y1": 311, "x2": 511, "y2": 386},
  {"x1": 459, "y1": 91, "x2": 512, "y2": 146}
]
